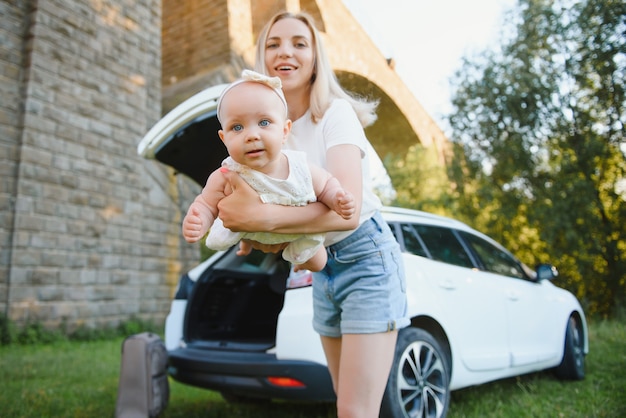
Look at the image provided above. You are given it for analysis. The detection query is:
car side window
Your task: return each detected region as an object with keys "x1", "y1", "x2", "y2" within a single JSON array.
[
  {"x1": 460, "y1": 232, "x2": 526, "y2": 279},
  {"x1": 399, "y1": 223, "x2": 428, "y2": 257},
  {"x1": 414, "y1": 225, "x2": 474, "y2": 268}
]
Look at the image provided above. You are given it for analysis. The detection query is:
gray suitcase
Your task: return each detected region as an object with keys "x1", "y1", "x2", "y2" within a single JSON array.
[{"x1": 116, "y1": 332, "x2": 169, "y2": 418}]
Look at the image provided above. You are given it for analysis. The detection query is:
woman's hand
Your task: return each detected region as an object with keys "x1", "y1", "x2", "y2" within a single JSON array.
[
  {"x1": 239, "y1": 239, "x2": 288, "y2": 254},
  {"x1": 217, "y1": 169, "x2": 270, "y2": 232},
  {"x1": 218, "y1": 166, "x2": 347, "y2": 236}
]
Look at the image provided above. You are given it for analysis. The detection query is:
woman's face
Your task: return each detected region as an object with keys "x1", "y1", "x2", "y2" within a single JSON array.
[{"x1": 264, "y1": 17, "x2": 315, "y2": 95}]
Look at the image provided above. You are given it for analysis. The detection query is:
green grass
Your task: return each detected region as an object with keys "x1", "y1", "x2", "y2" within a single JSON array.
[{"x1": 0, "y1": 320, "x2": 624, "y2": 418}]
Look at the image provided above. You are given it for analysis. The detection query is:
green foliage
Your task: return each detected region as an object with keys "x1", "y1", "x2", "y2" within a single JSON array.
[
  {"x1": 446, "y1": 0, "x2": 626, "y2": 316},
  {"x1": 0, "y1": 313, "x2": 17, "y2": 345},
  {"x1": 115, "y1": 317, "x2": 162, "y2": 337},
  {"x1": 386, "y1": 145, "x2": 458, "y2": 217},
  {"x1": 0, "y1": 313, "x2": 161, "y2": 346},
  {"x1": 68, "y1": 316, "x2": 161, "y2": 342},
  {"x1": 17, "y1": 321, "x2": 65, "y2": 345}
]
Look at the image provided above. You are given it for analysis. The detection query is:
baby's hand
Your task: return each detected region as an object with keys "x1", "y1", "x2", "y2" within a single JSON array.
[
  {"x1": 182, "y1": 206, "x2": 207, "y2": 243},
  {"x1": 335, "y1": 190, "x2": 356, "y2": 220}
]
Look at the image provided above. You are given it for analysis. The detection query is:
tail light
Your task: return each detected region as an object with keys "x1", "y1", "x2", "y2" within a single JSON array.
[
  {"x1": 286, "y1": 268, "x2": 313, "y2": 289},
  {"x1": 267, "y1": 376, "x2": 306, "y2": 388}
]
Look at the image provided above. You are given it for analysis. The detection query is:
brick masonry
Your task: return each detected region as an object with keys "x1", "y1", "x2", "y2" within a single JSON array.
[
  {"x1": 0, "y1": 0, "x2": 184, "y2": 329},
  {"x1": 1, "y1": 0, "x2": 450, "y2": 330}
]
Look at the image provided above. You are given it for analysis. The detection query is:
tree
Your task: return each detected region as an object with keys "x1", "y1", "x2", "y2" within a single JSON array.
[
  {"x1": 447, "y1": 0, "x2": 625, "y2": 316},
  {"x1": 386, "y1": 145, "x2": 455, "y2": 216}
]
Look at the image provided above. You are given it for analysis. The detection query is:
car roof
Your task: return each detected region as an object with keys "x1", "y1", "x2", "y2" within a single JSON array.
[
  {"x1": 380, "y1": 206, "x2": 515, "y2": 255},
  {"x1": 381, "y1": 206, "x2": 471, "y2": 230}
]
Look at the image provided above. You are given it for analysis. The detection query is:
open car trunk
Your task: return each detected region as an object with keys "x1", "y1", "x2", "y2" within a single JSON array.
[{"x1": 183, "y1": 248, "x2": 291, "y2": 350}]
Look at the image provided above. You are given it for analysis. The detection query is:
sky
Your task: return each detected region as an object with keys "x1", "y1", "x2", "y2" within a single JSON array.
[{"x1": 342, "y1": 0, "x2": 516, "y2": 133}]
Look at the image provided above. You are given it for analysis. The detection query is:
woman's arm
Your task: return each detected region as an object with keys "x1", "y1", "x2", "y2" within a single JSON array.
[{"x1": 217, "y1": 144, "x2": 362, "y2": 234}]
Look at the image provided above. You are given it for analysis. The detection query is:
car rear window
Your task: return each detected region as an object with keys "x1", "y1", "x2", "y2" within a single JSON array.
[{"x1": 403, "y1": 223, "x2": 474, "y2": 268}]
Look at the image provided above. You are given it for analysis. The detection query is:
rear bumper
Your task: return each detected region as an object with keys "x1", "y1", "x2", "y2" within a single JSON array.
[{"x1": 168, "y1": 347, "x2": 336, "y2": 402}]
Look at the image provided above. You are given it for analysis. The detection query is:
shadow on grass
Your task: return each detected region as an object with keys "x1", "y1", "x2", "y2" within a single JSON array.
[{"x1": 163, "y1": 382, "x2": 336, "y2": 418}]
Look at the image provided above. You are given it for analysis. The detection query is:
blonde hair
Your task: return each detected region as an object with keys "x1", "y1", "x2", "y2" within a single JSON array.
[{"x1": 254, "y1": 11, "x2": 378, "y2": 127}]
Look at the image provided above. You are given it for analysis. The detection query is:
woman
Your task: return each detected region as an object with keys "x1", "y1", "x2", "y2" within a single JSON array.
[{"x1": 218, "y1": 11, "x2": 409, "y2": 418}]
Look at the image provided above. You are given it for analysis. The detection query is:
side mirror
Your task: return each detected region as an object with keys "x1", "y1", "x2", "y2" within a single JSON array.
[{"x1": 536, "y1": 264, "x2": 558, "y2": 281}]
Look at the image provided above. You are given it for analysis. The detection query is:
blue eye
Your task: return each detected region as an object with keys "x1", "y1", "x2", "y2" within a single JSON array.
[
  {"x1": 233, "y1": 124, "x2": 243, "y2": 132},
  {"x1": 259, "y1": 119, "x2": 270, "y2": 127}
]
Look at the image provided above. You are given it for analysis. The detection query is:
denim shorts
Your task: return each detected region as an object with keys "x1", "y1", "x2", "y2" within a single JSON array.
[{"x1": 312, "y1": 211, "x2": 410, "y2": 337}]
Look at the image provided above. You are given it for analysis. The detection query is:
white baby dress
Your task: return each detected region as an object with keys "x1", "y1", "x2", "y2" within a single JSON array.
[{"x1": 205, "y1": 150, "x2": 325, "y2": 265}]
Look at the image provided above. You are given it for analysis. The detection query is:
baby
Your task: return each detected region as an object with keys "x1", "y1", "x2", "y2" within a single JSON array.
[{"x1": 182, "y1": 70, "x2": 355, "y2": 271}]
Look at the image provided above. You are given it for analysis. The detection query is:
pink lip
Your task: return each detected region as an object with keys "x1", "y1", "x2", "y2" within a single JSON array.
[{"x1": 246, "y1": 149, "x2": 265, "y2": 157}]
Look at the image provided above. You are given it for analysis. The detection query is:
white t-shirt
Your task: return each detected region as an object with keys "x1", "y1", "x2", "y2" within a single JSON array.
[{"x1": 285, "y1": 99, "x2": 382, "y2": 246}]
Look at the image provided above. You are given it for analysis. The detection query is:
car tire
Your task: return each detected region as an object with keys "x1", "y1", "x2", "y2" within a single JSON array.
[
  {"x1": 380, "y1": 327, "x2": 451, "y2": 418},
  {"x1": 553, "y1": 315, "x2": 585, "y2": 380}
]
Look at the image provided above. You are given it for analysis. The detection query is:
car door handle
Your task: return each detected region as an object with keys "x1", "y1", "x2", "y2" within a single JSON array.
[{"x1": 439, "y1": 280, "x2": 456, "y2": 290}]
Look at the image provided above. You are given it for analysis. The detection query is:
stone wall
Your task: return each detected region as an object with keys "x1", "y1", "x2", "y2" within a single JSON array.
[
  {"x1": 162, "y1": 0, "x2": 231, "y2": 86},
  {"x1": 0, "y1": 0, "x2": 184, "y2": 329},
  {"x1": 0, "y1": 0, "x2": 30, "y2": 327}
]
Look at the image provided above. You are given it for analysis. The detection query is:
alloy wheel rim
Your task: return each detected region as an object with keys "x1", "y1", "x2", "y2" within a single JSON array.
[{"x1": 396, "y1": 341, "x2": 448, "y2": 418}]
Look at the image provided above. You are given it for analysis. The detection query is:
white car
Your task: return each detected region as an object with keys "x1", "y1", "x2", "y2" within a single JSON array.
[{"x1": 138, "y1": 84, "x2": 588, "y2": 418}]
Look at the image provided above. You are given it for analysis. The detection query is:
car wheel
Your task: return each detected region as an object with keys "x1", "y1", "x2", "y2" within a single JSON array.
[
  {"x1": 553, "y1": 315, "x2": 585, "y2": 380},
  {"x1": 380, "y1": 328, "x2": 451, "y2": 418}
]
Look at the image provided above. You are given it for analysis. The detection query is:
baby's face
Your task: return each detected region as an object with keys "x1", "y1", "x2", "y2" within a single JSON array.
[{"x1": 218, "y1": 82, "x2": 290, "y2": 175}]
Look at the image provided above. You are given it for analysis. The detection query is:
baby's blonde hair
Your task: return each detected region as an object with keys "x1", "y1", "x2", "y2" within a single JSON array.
[{"x1": 216, "y1": 70, "x2": 288, "y2": 123}]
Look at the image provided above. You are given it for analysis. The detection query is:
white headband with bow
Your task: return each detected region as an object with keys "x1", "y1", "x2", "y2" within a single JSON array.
[{"x1": 216, "y1": 69, "x2": 288, "y2": 123}]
